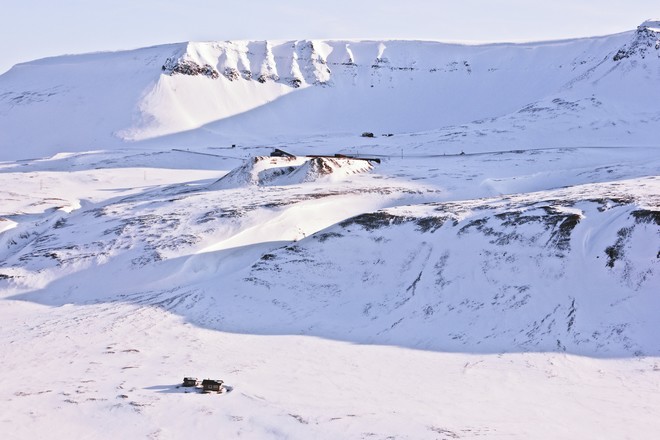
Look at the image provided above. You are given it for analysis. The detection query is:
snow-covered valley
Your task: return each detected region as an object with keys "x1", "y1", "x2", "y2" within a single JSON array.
[{"x1": 1, "y1": 20, "x2": 659, "y2": 440}]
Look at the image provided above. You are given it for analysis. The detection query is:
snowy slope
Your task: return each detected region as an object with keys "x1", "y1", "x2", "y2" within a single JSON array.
[
  {"x1": 2, "y1": 151, "x2": 657, "y2": 356},
  {"x1": 1, "y1": 21, "x2": 659, "y2": 160},
  {"x1": 1, "y1": 146, "x2": 659, "y2": 439}
]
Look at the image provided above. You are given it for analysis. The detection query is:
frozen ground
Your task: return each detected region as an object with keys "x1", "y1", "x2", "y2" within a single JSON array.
[
  {"x1": 1, "y1": 21, "x2": 660, "y2": 440},
  {"x1": 1, "y1": 143, "x2": 658, "y2": 439}
]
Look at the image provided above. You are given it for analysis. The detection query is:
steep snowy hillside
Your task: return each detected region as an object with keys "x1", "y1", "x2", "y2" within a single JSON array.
[
  {"x1": 1, "y1": 152, "x2": 657, "y2": 356},
  {"x1": 1, "y1": 21, "x2": 659, "y2": 160}
]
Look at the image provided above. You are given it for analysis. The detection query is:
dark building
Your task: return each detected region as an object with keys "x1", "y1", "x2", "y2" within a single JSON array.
[
  {"x1": 201, "y1": 379, "x2": 224, "y2": 393},
  {"x1": 182, "y1": 377, "x2": 198, "y2": 387}
]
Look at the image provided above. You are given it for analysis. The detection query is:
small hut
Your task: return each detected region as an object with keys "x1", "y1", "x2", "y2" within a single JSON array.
[
  {"x1": 271, "y1": 148, "x2": 296, "y2": 158},
  {"x1": 182, "y1": 377, "x2": 199, "y2": 387},
  {"x1": 201, "y1": 379, "x2": 224, "y2": 393}
]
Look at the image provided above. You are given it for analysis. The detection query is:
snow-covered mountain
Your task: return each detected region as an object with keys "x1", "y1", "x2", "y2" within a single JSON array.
[
  {"x1": 1, "y1": 21, "x2": 659, "y2": 440},
  {"x1": 1, "y1": 20, "x2": 659, "y2": 160}
]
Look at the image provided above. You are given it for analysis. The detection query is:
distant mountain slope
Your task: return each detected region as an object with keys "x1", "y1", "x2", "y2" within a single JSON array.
[{"x1": 1, "y1": 21, "x2": 658, "y2": 160}]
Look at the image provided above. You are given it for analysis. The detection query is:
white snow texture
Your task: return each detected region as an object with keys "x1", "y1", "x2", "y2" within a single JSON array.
[{"x1": 0, "y1": 21, "x2": 659, "y2": 440}]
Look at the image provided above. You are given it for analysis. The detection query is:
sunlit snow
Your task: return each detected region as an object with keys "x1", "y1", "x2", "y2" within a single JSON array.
[{"x1": 1, "y1": 21, "x2": 659, "y2": 440}]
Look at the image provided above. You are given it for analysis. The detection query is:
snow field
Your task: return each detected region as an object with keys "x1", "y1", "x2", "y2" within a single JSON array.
[{"x1": 0, "y1": 145, "x2": 658, "y2": 438}]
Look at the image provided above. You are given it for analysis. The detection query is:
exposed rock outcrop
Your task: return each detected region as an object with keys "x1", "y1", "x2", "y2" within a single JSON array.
[
  {"x1": 613, "y1": 20, "x2": 660, "y2": 61},
  {"x1": 162, "y1": 57, "x2": 219, "y2": 78}
]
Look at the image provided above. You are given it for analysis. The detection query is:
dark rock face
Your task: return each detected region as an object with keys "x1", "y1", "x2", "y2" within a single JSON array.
[
  {"x1": 613, "y1": 25, "x2": 660, "y2": 61},
  {"x1": 257, "y1": 73, "x2": 278, "y2": 83},
  {"x1": 162, "y1": 57, "x2": 219, "y2": 79},
  {"x1": 287, "y1": 77, "x2": 302, "y2": 88},
  {"x1": 340, "y1": 212, "x2": 410, "y2": 231},
  {"x1": 223, "y1": 67, "x2": 240, "y2": 81}
]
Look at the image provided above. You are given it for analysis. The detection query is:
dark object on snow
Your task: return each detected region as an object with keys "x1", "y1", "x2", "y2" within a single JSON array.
[
  {"x1": 182, "y1": 377, "x2": 199, "y2": 387},
  {"x1": 271, "y1": 148, "x2": 296, "y2": 158},
  {"x1": 308, "y1": 153, "x2": 381, "y2": 164},
  {"x1": 361, "y1": 132, "x2": 375, "y2": 138},
  {"x1": 201, "y1": 379, "x2": 224, "y2": 393}
]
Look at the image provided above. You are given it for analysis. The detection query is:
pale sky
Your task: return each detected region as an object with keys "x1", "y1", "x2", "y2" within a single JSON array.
[{"x1": 3, "y1": 0, "x2": 659, "y2": 74}]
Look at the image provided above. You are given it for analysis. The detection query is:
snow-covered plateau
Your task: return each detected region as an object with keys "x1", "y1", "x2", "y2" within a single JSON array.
[{"x1": 1, "y1": 20, "x2": 659, "y2": 440}]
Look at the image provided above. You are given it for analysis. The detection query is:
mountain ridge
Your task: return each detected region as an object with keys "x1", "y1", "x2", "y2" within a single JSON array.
[{"x1": 1, "y1": 22, "x2": 658, "y2": 160}]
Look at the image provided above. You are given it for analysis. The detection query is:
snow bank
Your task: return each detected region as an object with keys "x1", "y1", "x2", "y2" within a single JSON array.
[
  {"x1": 640, "y1": 19, "x2": 660, "y2": 32},
  {"x1": 0, "y1": 217, "x2": 17, "y2": 234}
]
